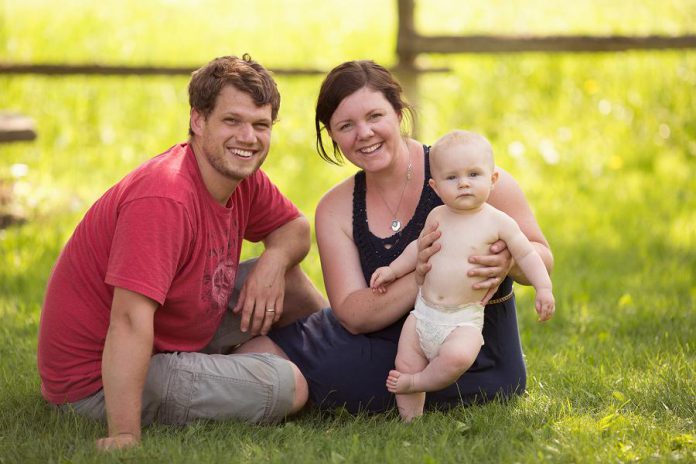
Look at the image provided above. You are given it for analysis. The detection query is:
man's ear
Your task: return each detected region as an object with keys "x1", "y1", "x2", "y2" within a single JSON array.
[{"x1": 190, "y1": 108, "x2": 205, "y2": 136}]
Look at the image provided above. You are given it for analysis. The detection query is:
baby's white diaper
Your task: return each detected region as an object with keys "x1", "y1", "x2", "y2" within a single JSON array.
[{"x1": 412, "y1": 294, "x2": 484, "y2": 360}]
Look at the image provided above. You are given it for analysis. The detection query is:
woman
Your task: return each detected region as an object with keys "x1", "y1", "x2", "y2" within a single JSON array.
[{"x1": 265, "y1": 60, "x2": 553, "y2": 413}]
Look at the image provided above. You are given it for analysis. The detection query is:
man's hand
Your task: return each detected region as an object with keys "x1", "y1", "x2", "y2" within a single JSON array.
[
  {"x1": 96, "y1": 433, "x2": 139, "y2": 451},
  {"x1": 416, "y1": 222, "x2": 441, "y2": 286},
  {"x1": 233, "y1": 253, "x2": 286, "y2": 335}
]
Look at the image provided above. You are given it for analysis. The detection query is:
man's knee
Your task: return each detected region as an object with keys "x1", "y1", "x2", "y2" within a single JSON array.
[{"x1": 234, "y1": 337, "x2": 307, "y2": 416}]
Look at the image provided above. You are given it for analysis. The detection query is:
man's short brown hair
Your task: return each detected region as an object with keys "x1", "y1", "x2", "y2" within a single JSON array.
[{"x1": 188, "y1": 54, "x2": 280, "y2": 135}]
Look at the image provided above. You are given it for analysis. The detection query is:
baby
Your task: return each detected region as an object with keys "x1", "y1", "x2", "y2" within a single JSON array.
[{"x1": 370, "y1": 130, "x2": 555, "y2": 421}]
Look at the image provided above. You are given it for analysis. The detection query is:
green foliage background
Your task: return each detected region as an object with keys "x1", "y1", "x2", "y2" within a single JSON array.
[{"x1": 0, "y1": 0, "x2": 694, "y2": 462}]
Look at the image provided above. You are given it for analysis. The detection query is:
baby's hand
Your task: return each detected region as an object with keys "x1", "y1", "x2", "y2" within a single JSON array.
[
  {"x1": 370, "y1": 267, "x2": 396, "y2": 294},
  {"x1": 535, "y1": 288, "x2": 555, "y2": 322}
]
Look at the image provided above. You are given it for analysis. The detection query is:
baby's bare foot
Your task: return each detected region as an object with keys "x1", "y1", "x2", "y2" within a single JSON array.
[{"x1": 386, "y1": 370, "x2": 416, "y2": 393}]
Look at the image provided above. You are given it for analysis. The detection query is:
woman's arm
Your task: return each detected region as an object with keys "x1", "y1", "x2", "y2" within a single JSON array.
[
  {"x1": 315, "y1": 182, "x2": 418, "y2": 334},
  {"x1": 477, "y1": 167, "x2": 554, "y2": 286}
]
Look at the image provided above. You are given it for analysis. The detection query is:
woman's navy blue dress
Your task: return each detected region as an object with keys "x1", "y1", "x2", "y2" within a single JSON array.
[{"x1": 269, "y1": 146, "x2": 526, "y2": 413}]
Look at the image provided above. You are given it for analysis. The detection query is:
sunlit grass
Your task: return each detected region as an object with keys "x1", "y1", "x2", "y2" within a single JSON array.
[{"x1": 1, "y1": 1, "x2": 695, "y2": 462}]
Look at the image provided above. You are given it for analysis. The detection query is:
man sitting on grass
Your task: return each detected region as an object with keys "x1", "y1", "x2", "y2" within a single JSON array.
[{"x1": 37, "y1": 54, "x2": 326, "y2": 451}]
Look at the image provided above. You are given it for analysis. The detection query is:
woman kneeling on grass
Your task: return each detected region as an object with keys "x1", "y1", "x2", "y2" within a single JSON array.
[{"x1": 246, "y1": 60, "x2": 554, "y2": 414}]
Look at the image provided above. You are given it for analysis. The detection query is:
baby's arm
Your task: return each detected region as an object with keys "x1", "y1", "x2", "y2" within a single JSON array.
[
  {"x1": 370, "y1": 240, "x2": 418, "y2": 293},
  {"x1": 497, "y1": 213, "x2": 555, "y2": 321}
]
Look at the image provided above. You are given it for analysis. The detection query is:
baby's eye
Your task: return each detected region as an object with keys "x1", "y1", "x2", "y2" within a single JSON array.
[
  {"x1": 469, "y1": 172, "x2": 479, "y2": 177},
  {"x1": 446, "y1": 175, "x2": 457, "y2": 181}
]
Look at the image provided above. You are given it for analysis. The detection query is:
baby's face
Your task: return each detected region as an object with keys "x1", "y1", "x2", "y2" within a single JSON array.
[{"x1": 429, "y1": 143, "x2": 496, "y2": 211}]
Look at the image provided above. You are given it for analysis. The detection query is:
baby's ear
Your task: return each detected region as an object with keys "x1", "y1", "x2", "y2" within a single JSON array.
[
  {"x1": 490, "y1": 171, "x2": 499, "y2": 188},
  {"x1": 428, "y1": 178, "x2": 439, "y2": 195}
]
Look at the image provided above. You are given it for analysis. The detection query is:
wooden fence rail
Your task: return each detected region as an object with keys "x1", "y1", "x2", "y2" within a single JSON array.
[
  {"x1": 1, "y1": 1, "x2": 694, "y2": 77},
  {"x1": 396, "y1": 0, "x2": 696, "y2": 69},
  {"x1": 0, "y1": 63, "x2": 325, "y2": 76}
]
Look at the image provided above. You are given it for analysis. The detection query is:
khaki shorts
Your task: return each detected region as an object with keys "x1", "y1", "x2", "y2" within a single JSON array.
[{"x1": 61, "y1": 260, "x2": 295, "y2": 425}]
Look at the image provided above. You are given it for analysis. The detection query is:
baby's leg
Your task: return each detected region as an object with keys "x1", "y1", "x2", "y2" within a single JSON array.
[
  {"x1": 386, "y1": 315, "x2": 428, "y2": 421},
  {"x1": 407, "y1": 325, "x2": 483, "y2": 393}
]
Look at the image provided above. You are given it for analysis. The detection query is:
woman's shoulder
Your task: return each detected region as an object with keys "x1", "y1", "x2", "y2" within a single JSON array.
[
  {"x1": 488, "y1": 166, "x2": 525, "y2": 209},
  {"x1": 493, "y1": 166, "x2": 520, "y2": 187},
  {"x1": 316, "y1": 175, "x2": 356, "y2": 218}
]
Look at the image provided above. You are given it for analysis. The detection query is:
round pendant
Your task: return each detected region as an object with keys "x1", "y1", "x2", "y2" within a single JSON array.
[{"x1": 391, "y1": 219, "x2": 401, "y2": 232}]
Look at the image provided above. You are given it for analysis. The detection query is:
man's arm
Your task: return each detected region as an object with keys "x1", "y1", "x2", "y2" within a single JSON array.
[
  {"x1": 234, "y1": 215, "x2": 311, "y2": 335},
  {"x1": 97, "y1": 287, "x2": 157, "y2": 451}
]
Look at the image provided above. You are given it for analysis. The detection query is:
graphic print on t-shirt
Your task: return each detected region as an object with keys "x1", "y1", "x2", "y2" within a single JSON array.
[
  {"x1": 211, "y1": 255, "x2": 237, "y2": 313},
  {"x1": 201, "y1": 212, "x2": 239, "y2": 317}
]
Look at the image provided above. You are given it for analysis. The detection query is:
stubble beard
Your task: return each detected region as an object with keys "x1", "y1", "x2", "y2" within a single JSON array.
[{"x1": 207, "y1": 146, "x2": 264, "y2": 183}]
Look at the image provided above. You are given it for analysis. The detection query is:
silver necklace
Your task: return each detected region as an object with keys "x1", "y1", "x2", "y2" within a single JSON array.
[{"x1": 375, "y1": 148, "x2": 413, "y2": 233}]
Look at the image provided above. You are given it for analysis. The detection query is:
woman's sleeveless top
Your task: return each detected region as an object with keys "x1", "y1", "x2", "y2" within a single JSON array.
[
  {"x1": 353, "y1": 145, "x2": 441, "y2": 285},
  {"x1": 351, "y1": 145, "x2": 441, "y2": 341}
]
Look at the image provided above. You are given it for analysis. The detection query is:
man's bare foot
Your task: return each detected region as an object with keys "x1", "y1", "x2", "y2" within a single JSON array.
[{"x1": 386, "y1": 369, "x2": 418, "y2": 393}]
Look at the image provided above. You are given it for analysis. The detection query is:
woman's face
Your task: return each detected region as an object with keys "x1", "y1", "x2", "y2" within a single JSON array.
[{"x1": 328, "y1": 86, "x2": 403, "y2": 172}]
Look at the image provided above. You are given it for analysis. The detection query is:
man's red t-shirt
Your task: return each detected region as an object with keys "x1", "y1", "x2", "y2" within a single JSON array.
[{"x1": 37, "y1": 143, "x2": 300, "y2": 404}]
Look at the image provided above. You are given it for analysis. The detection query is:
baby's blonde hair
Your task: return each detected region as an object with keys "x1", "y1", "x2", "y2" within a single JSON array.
[{"x1": 431, "y1": 130, "x2": 495, "y2": 171}]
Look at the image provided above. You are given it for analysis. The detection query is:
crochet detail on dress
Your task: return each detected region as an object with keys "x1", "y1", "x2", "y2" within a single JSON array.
[{"x1": 352, "y1": 145, "x2": 442, "y2": 284}]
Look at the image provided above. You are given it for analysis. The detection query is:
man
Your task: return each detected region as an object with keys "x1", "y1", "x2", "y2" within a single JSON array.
[{"x1": 37, "y1": 55, "x2": 326, "y2": 450}]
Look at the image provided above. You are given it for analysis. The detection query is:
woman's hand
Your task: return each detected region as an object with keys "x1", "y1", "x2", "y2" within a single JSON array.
[
  {"x1": 415, "y1": 222, "x2": 442, "y2": 286},
  {"x1": 468, "y1": 239, "x2": 514, "y2": 297}
]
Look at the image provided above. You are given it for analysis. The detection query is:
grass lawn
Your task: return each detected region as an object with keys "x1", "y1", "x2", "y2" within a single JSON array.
[{"x1": 0, "y1": 1, "x2": 694, "y2": 462}]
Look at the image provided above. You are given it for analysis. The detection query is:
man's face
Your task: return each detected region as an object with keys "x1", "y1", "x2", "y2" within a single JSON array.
[{"x1": 191, "y1": 85, "x2": 273, "y2": 186}]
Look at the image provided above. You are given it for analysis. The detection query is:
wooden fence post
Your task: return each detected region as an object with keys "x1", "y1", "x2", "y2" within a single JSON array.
[{"x1": 396, "y1": 0, "x2": 420, "y2": 137}]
